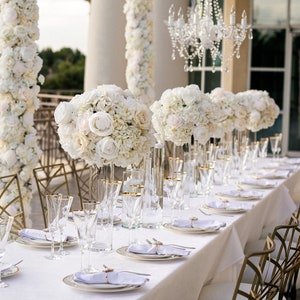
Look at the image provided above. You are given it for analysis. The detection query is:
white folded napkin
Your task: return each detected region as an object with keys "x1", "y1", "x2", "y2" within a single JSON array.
[
  {"x1": 0, "y1": 263, "x2": 12, "y2": 272},
  {"x1": 206, "y1": 201, "x2": 253, "y2": 211},
  {"x1": 128, "y1": 243, "x2": 190, "y2": 256},
  {"x1": 172, "y1": 219, "x2": 224, "y2": 230},
  {"x1": 73, "y1": 271, "x2": 148, "y2": 286},
  {"x1": 219, "y1": 190, "x2": 262, "y2": 198},
  {"x1": 19, "y1": 228, "x2": 72, "y2": 242},
  {"x1": 240, "y1": 179, "x2": 274, "y2": 187}
]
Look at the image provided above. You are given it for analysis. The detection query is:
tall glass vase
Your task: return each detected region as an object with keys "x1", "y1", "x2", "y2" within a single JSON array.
[{"x1": 141, "y1": 144, "x2": 164, "y2": 229}]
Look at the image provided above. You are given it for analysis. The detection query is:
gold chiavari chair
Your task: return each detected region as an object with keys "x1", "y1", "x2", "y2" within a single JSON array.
[
  {"x1": 72, "y1": 159, "x2": 92, "y2": 209},
  {"x1": 0, "y1": 174, "x2": 26, "y2": 238},
  {"x1": 198, "y1": 235, "x2": 281, "y2": 300},
  {"x1": 33, "y1": 163, "x2": 70, "y2": 227},
  {"x1": 245, "y1": 210, "x2": 300, "y2": 300}
]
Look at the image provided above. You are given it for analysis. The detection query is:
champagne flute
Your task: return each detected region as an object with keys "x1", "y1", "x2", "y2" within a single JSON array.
[
  {"x1": 57, "y1": 195, "x2": 73, "y2": 256},
  {"x1": 0, "y1": 216, "x2": 14, "y2": 288},
  {"x1": 45, "y1": 194, "x2": 62, "y2": 260},
  {"x1": 270, "y1": 136, "x2": 279, "y2": 159}
]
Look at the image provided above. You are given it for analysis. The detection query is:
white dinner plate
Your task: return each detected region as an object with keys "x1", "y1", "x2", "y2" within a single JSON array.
[
  {"x1": 116, "y1": 246, "x2": 184, "y2": 261},
  {"x1": 16, "y1": 236, "x2": 78, "y2": 248},
  {"x1": 1, "y1": 265, "x2": 19, "y2": 278},
  {"x1": 63, "y1": 274, "x2": 143, "y2": 293}
]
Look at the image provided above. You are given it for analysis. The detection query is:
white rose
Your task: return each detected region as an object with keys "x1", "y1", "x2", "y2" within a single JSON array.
[
  {"x1": 2, "y1": 149, "x2": 17, "y2": 167},
  {"x1": 13, "y1": 61, "x2": 26, "y2": 77},
  {"x1": 167, "y1": 114, "x2": 185, "y2": 128},
  {"x1": 20, "y1": 45, "x2": 36, "y2": 62},
  {"x1": 134, "y1": 104, "x2": 151, "y2": 130},
  {"x1": 54, "y1": 102, "x2": 73, "y2": 124},
  {"x1": 3, "y1": 7, "x2": 18, "y2": 25},
  {"x1": 89, "y1": 112, "x2": 114, "y2": 136},
  {"x1": 23, "y1": 111, "x2": 34, "y2": 126},
  {"x1": 96, "y1": 137, "x2": 119, "y2": 161}
]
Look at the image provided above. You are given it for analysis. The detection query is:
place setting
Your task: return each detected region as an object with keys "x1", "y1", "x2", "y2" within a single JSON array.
[
  {"x1": 16, "y1": 194, "x2": 77, "y2": 254},
  {"x1": 216, "y1": 189, "x2": 263, "y2": 201},
  {"x1": 163, "y1": 216, "x2": 226, "y2": 234},
  {"x1": 237, "y1": 178, "x2": 277, "y2": 190},
  {"x1": 63, "y1": 264, "x2": 150, "y2": 293},
  {"x1": 200, "y1": 200, "x2": 254, "y2": 215}
]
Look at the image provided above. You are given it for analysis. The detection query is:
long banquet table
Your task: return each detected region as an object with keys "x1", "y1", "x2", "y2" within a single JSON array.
[{"x1": 2, "y1": 158, "x2": 300, "y2": 300}]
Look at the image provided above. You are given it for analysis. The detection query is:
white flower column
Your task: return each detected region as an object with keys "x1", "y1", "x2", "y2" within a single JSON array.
[
  {"x1": 0, "y1": 0, "x2": 43, "y2": 226},
  {"x1": 124, "y1": 0, "x2": 155, "y2": 106}
]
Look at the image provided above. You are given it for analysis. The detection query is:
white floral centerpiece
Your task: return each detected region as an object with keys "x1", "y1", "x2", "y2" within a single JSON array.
[
  {"x1": 235, "y1": 90, "x2": 280, "y2": 132},
  {"x1": 124, "y1": 0, "x2": 155, "y2": 106},
  {"x1": 208, "y1": 87, "x2": 237, "y2": 138},
  {"x1": 150, "y1": 84, "x2": 217, "y2": 146},
  {"x1": 0, "y1": 0, "x2": 43, "y2": 226},
  {"x1": 54, "y1": 84, "x2": 154, "y2": 168}
]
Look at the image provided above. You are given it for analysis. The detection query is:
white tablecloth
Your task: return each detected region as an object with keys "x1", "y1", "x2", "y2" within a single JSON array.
[{"x1": 2, "y1": 158, "x2": 299, "y2": 300}]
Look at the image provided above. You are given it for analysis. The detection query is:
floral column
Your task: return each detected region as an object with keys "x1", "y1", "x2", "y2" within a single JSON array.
[
  {"x1": 0, "y1": 0, "x2": 43, "y2": 226},
  {"x1": 124, "y1": 0, "x2": 155, "y2": 106}
]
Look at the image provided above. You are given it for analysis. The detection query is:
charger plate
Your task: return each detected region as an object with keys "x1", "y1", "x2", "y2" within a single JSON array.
[
  {"x1": 1, "y1": 265, "x2": 19, "y2": 278},
  {"x1": 116, "y1": 246, "x2": 184, "y2": 261},
  {"x1": 16, "y1": 236, "x2": 78, "y2": 248},
  {"x1": 63, "y1": 274, "x2": 143, "y2": 293},
  {"x1": 163, "y1": 221, "x2": 225, "y2": 234}
]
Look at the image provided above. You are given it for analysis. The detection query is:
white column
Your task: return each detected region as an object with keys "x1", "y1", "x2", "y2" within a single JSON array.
[
  {"x1": 153, "y1": 0, "x2": 188, "y2": 99},
  {"x1": 84, "y1": 0, "x2": 127, "y2": 91}
]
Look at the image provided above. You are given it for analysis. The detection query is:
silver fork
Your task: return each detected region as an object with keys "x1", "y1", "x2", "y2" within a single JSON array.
[
  {"x1": 103, "y1": 264, "x2": 151, "y2": 277},
  {"x1": 152, "y1": 238, "x2": 196, "y2": 250},
  {"x1": 199, "y1": 207, "x2": 234, "y2": 217}
]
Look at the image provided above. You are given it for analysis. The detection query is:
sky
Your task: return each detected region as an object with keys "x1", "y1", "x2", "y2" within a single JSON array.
[{"x1": 36, "y1": 0, "x2": 90, "y2": 54}]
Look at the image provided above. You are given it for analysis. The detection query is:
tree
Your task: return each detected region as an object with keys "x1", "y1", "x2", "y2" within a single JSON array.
[{"x1": 39, "y1": 47, "x2": 85, "y2": 92}]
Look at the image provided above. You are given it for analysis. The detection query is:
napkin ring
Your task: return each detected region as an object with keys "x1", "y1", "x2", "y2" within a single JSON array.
[
  {"x1": 153, "y1": 240, "x2": 163, "y2": 254},
  {"x1": 102, "y1": 266, "x2": 114, "y2": 283},
  {"x1": 190, "y1": 217, "x2": 198, "y2": 228}
]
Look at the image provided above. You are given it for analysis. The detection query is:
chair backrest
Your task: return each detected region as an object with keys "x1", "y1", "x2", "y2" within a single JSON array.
[
  {"x1": 233, "y1": 235, "x2": 278, "y2": 300},
  {"x1": 0, "y1": 174, "x2": 26, "y2": 237},
  {"x1": 33, "y1": 163, "x2": 70, "y2": 227},
  {"x1": 270, "y1": 214, "x2": 300, "y2": 299},
  {"x1": 72, "y1": 159, "x2": 93, "y2": 209}
]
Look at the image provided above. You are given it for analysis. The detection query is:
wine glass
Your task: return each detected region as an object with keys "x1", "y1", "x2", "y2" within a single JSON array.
[
  {"x1": 275, "y1": 133, "x2": 282, "y2": 158},
  {"x1": 0, "y1": 216, "x2": 14, "y2": 288},
  {"x1": 45, "y1": 194, "x2": 62, "y2": 260},
  {"x1": 122, "y1": 191, "x2": 143, "y2": 245},
  {"x1": 57, "y1": 195, "x2": 73, "y2": 256}
]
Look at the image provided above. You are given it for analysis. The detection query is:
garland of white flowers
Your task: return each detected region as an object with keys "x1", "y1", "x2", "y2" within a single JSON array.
[
  {"x1": 124, "y1": 0, "x2": 155, "y2": 106},
  {"x1": 0, "y1": 0, "x2": 44, "y2": 226}
]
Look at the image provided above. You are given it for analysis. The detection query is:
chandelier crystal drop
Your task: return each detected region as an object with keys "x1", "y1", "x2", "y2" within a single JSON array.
[{"x1": 166, "y1": 0, "x2": 253, "y2": 72}]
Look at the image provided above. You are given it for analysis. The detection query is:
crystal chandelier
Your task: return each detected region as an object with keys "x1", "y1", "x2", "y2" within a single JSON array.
[{"x1": 166, "y1": 0, "x2": 253, "y2": 72}]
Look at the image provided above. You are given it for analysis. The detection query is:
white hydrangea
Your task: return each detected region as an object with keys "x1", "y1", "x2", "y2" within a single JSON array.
[{"x1": 55, "y1": 84, "x2": 155, "y2": 168}]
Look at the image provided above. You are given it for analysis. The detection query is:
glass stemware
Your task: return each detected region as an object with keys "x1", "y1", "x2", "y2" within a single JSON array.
[
  {"x1": 275, "y1": 133, "x2": 282, "y2": 158},
  {"x1": 45, "y1": 194, "x2": 62, "y2": 260},
  {"x1": 122, "y1": 191, "x2": 143, "y2": 245},
  {"x1": 57, "y1": 195, "x2": 73, "y2": 256},
  {"x1": 270, "y1": 136, "x2": 279, "y2": 159},
  {"x1": 0, "y1": 216, "x2": 14, "y2": 288},
  {"x1": 73, "y1": 202, "x2": 98, "y2": 273}
]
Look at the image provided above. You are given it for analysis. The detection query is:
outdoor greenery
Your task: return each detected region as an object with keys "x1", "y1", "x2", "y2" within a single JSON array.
[{"x1": 39, "y1": 47, "x2": 85, "y2": 92}]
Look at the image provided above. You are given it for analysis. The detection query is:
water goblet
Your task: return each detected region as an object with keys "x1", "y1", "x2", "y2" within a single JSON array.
[
  {"x1": 0, "y1": 216, "x2": 14, "y2": 288},
  {"x1": 275, "y1": 133, "x2": 282, "y2": 158},
  {"x1": 45, "y1": 194, "x2": 62, "y2": 260},
  {"x1": 57, "y1": 195, "x2": 73, "y2": 256}
]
